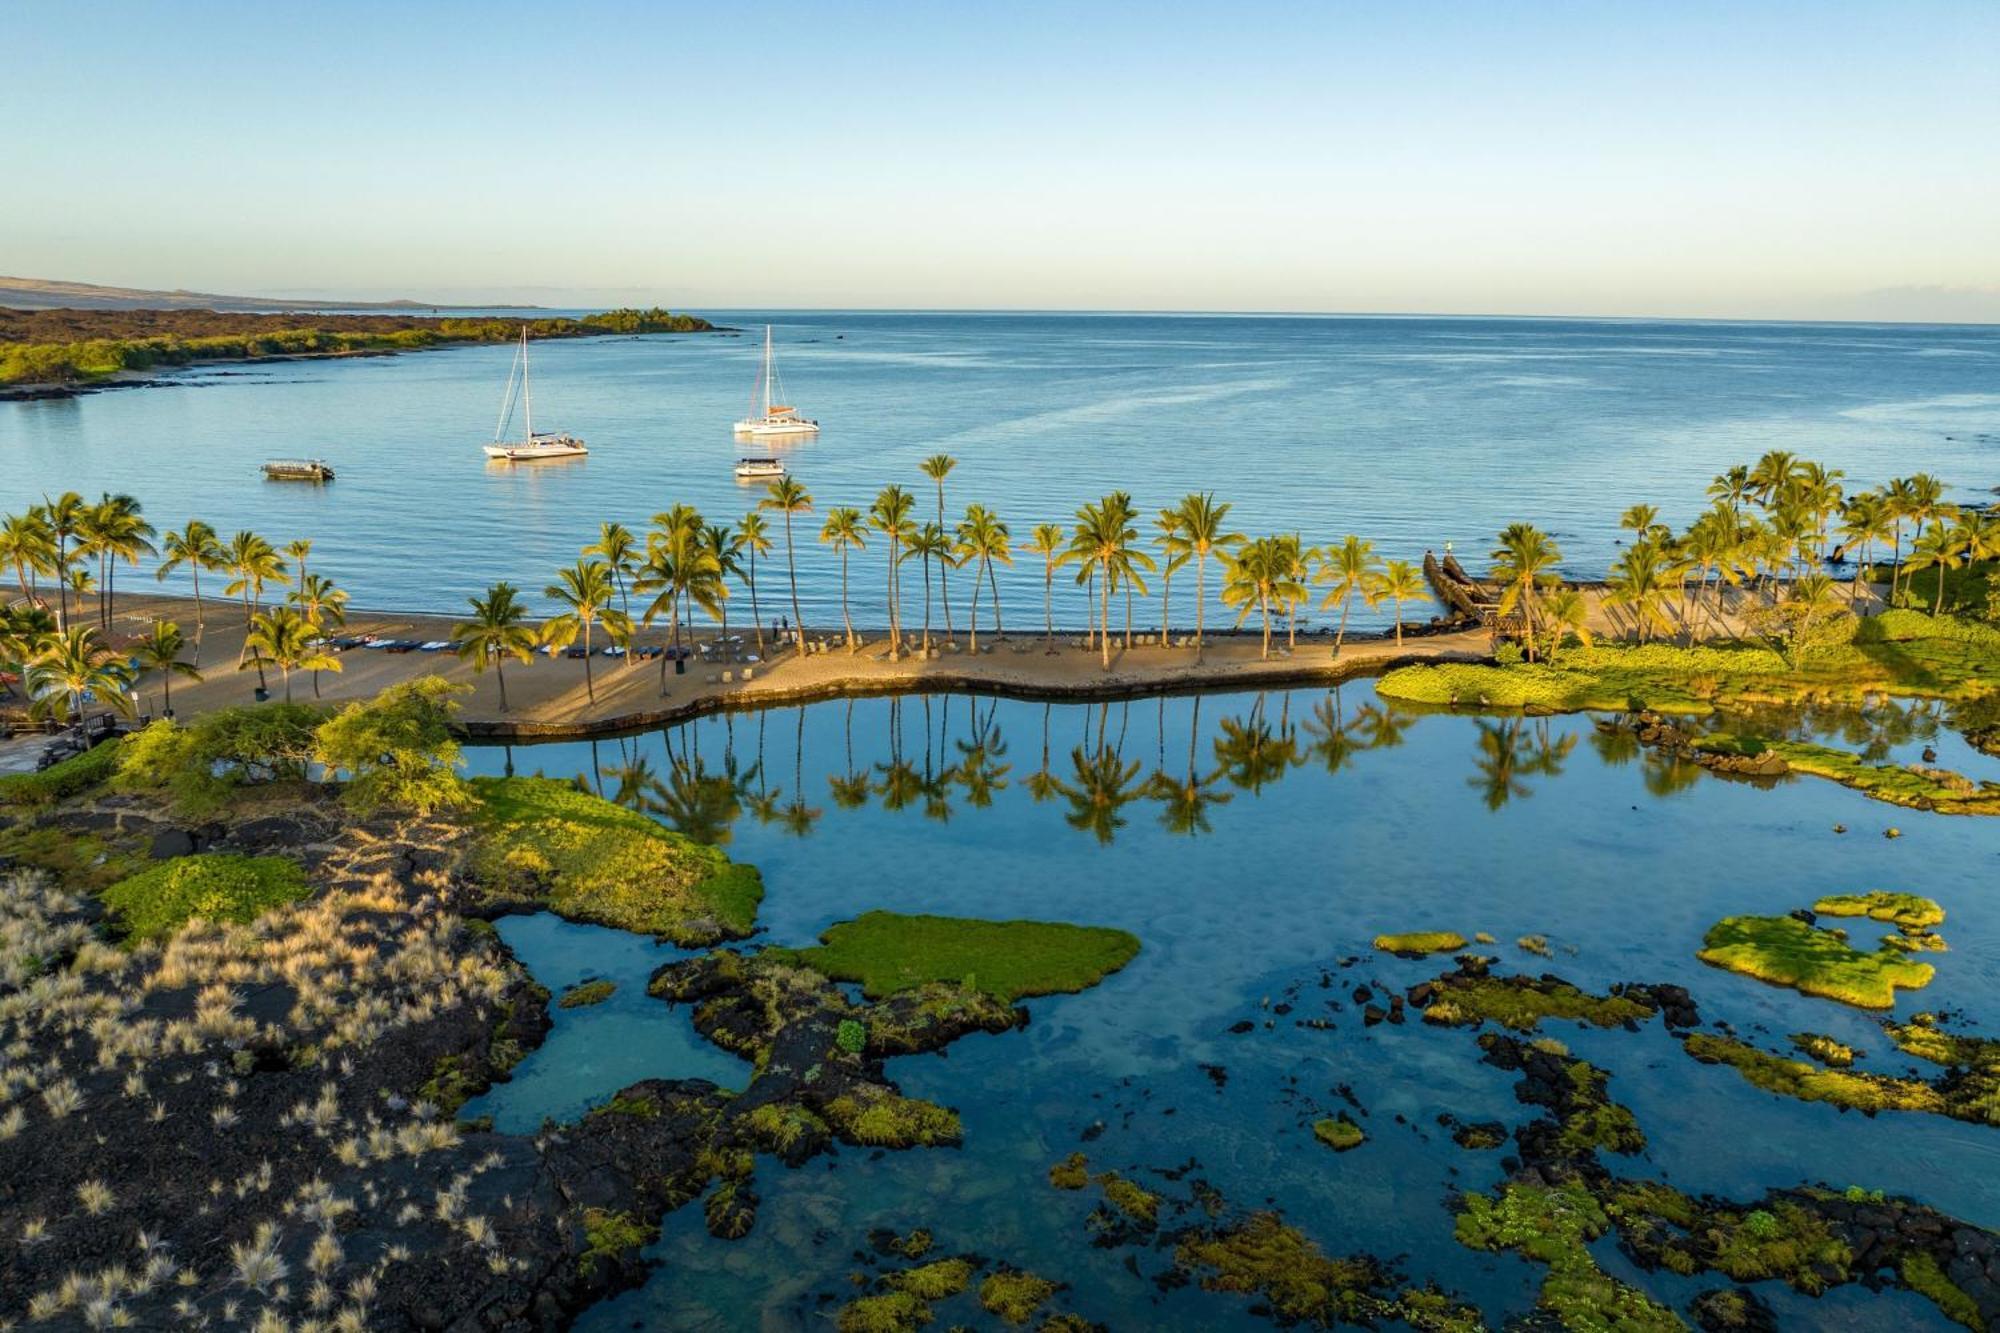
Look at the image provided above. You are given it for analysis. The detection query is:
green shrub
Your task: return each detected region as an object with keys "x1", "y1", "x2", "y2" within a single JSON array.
[
  {"x1": 0, "y1": 738, "x2": 123, "y2": 806},
  {"x1": 115, "y1": 706, "x2": 323, "y2": 813},
  {"x1": 313, "y1": 677, "x2": 470, "y2": 814},
  {"x1": 836, "y1": 1018, "x2": 867, "y2": 1053},
  {"x1": 101, "y1": 853, "x2": 309, "y2": 941}
]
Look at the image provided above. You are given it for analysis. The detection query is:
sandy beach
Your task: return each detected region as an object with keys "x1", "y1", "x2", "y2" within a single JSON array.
[{"x1": 8, "y1": 591, "x2": 1509, "y2": 741}]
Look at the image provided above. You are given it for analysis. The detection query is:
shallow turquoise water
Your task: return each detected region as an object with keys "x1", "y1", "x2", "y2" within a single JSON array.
[
  {"x1": 459, "y1": 687, "x2": 2000, "y2": 1330},
  {"x1": 5, "y1": 313, "x2": 1997, "y2": 627}
]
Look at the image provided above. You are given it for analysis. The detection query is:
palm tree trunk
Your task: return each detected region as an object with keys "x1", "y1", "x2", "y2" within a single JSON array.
[
  {"x1": 968, "y1": 556, "x2": 982, "y2": 653},
  {"x1": 783, "y1": 513, "x2": 803, "y2": 654},
  {"x1": 1260, "y1": 592, "x2": 1271, "y2": 659},
  {"x1": 1100, "y1": 569, "x2": 1112, "y2": 669},
  {"x1": 1334, "y1": 593, "x2": 1354, "y2": 658},
  {"x1": 1042, "y1": 563, "x2": 1053, "y2": 649},
  {"x1": 886, "y1": 540, "x2": 900, "y2": 659},
  {"x1": 920, "y1": 555, "x2": 933, "y2": 652},
  {"x1": 281, "y1": 666, "x2": 293, "y2": 704},
  {"x1": 583, "y1": 622, "x2": 596, "y2": 702},
  {"x1": 988, "y1": 557, "x2": 1003, "y2": 637},
  {"x1": 1194, "y1": 550, "x2": 1208, "y2": 661},
  {"x1": 840, "y1": 547, "x2": 855, "y2": 652},
  {"x1": 748, "y1": 553, "x2": 764, "y2": 656},
  {"x1": 498, "y1": 657, "x2": 510, "y2": 712}
]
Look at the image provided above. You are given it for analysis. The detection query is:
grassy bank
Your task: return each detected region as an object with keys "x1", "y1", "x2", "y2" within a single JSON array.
[{"x1": 769, "y1": 911, "x2": 1140, "y2": 1002}]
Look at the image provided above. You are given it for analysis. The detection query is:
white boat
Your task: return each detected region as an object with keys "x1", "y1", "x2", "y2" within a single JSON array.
[
  {"x1": 735, "y1": 457, "x2": 787, "y2": 480},
  {"x1": 484, "y1": 327, "x2": 588, "y2": 462},
  {"x1": 733, "y1": 325, "x2": 819, "y2": 438}
]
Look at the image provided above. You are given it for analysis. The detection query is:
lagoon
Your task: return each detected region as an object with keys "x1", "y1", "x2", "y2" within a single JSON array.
[{"x1": 460, "y1": 685, "x2": 2000, "y2": 1329}]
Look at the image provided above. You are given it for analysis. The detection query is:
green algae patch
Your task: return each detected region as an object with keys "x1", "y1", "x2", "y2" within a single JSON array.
[
  {"x1": 1047, "y1": 1152, "x2": 1089, "y2": 1190},
  {"x1": 1312, "y1": 1116, "x2": 1366, "y2": 1152},
  {"x1": 557, "y1": 978, "x2": 616, "y2": 1008},
  {"x1": 1767, "y1": 743, "x2": 2000, "y2": 814},
  {"x1": 835, "y1": 1290, "x2": 932, "y2": 1333},
  {"x1": 1697, "y1": 914, "x2": 1933, "y2": 1008},
  {"x1": 1685, "y1": 1033, "x2": 1947, "y2": 1117},
  {"x1": 1420, "y1": 970, "x2": 1655, "y2": 1032},
  {"x1": 0, "y1": 823, "x2": 147, "y2": 894},
  {"x1": 1174, "y1": 1211, "x2": 1414, "y2": 1327},
  {"x1": 466, "y1": 775, "x2": 761, "y2": 944},
  {"x1": 578, "y1": 1207, "x2": 656, "y2": 1276},
  {"x1": 1096, "y1": 1171, "x2": 1161, "y2": 1226},
  {"x1": 884, "y1": 1257, "x2": 975, "y2": 1300},
  {"x1": 979, "y1": 1269, "x2": 1058, "y2": 1323},
  {"x1": 1454, "y1": 1181, "x2": 1683, "y2": 1332},
  {"x1": 1903, "y1": 1251, "x2": 1984, "y2": 1330},
  {"x1": 1789, "y1": 1032, "x2": 1857, "y2": 1067},
  {"x1": 768, "y1": 911, "x2": 1139, "y2": 1002},
  {"x1": 1813, "y1": 891, "x2": 1945, "y2": 930},
  {"x1": 1372, "y1": 930, "x2": 1468, "y2": 957},
  {"x1": 101, "y1": 852, "x2": 309, "y2": 942},
  {"x1": 821, "y1": 1085, "x2": 962, "y2": 1148}
]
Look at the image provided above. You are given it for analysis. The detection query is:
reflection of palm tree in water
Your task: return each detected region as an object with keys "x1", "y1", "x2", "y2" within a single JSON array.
[
  {"x1": 745, "y1": 708, "x2": 784, "y2": 826},
  {"x1": 1467, "y1": 717, "x2": 1574, "y2": 810},
  {"x1": 1025, "y1": 701, "x2": 1062, "y2": 804},
  {"x1": 828, "y1": 696, "x2": 872, "y2": 810},
  {"x1": 874, "y1": 696, "x2": 924, "y2": 813},
  {"x1": 918, "y1": 695, "x2": 953, "y2": 823},
  {"x1": 1057, "y1": 708, "x2": 1144, "y2": 844},
  {"x1": 954, "y1": 696, "x2": 1011, "y2": 809},
  {"x1": 1213, "y1": 695, "x2": 1300, "y2": 796},
  {"x1": 658, "y1": 722, "x2": 753, "y2": 846},
  {"x1": 1303, "y1": 688, "x2": 1360, "y2": 776},
  {"x1": 780, "y1": 705, "x2": 822, "y2": 837},
  {"x1": 1149, "y1": 693, "x2": 1231, "y2": 836},
  {"x1": 1349, "y1": 700, "x2": 1414, "y2": 752}
]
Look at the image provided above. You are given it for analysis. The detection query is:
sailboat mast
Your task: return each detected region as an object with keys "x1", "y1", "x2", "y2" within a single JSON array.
[
  {"x1": 520, "y1": 326, "x2": 534, "y2": 441},
  {"x1": 763, "y1": 325, "x2": 773, "y2": 418}
]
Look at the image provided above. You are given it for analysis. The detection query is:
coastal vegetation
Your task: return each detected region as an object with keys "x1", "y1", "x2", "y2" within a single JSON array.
[
  {"x1": 0, "y1": 305, "x2": 714, "y2": 386},
  {"x1": 766, "y1": 910, "x2": 1139, "y2": 1002}
]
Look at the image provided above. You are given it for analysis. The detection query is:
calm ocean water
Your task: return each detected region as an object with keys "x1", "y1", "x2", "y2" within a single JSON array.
[{"x1": 4, "y1": 313, "x2": 1997, "y2": 628}]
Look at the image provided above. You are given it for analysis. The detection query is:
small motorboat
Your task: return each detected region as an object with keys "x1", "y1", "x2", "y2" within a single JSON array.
[
  {"x1": 263, "y1": 459, "x2": 335, "y2": 481},
  {"x1": 735, "y1": 457, "x2": 786, "y2": 481}
]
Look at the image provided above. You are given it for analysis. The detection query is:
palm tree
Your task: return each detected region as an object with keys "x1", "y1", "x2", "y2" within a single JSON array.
[
  {"x1": 40, "y1": 491, "x2": 87, "y2": 631},
  {"x1": 1369, "y1": 558, "x2": 1429, "y2": 646},
  {"x1": 584, "y1": 522, "x2": 640, "y2": 622},
  {"x1": 1068, "y1": 496, "x2": 1155, "y2": 668},
  {"x1": 902, "y1": 522, "x2": 950, "y2": 653},
  {"x1": 1028, "y1": 523, "x2": 1065, "y2": 652},
  {"x1": 452, "y1": 582, "x2": 538, "y2": 712},
  {"x1": 26, "y1": 625, "x2": 135, "y2": 722},
  {"x1": 1619, "y1": 503, "x2": 1661, "y2": 538},
  {"x1": 1314, "y1": 535, "x2": 1378, "y2": 658},
  {"x1": 156, "y1": 519, "x2": 224, "y2": 631},
  {"x1": 702, "y1": 522, "x2": 743, "y2": 662},
  {"x1": 819, "y1": 507, "x2": 867, "y2": 652},
  {"x1": 1489, "y1": 523, "x2": 1562, "y2": 660},
  {"x1": 636, "y1": 533, "x2": 722, "y2": 695},
  {"x1": 735, "y1": 511, "x2": 772, "y2": 657},
  {"x1": 287, "y1": 572, "x2": 349, "y2": 697},
  {"x1": 1154, "y1": 508, "x2": 1185, "y2": 645},
  {"x1": 1220, "y1": 536, "x2": 1300, "y2": 659},
  {"x1": 1277, "y1": 534, "x2": 1312, "y2": 651},
  {"x1": 956, "y1": 504, "x2": 1011, "y2": 651},
  {"x1": 920, "y1": 454, "x2": 958, "y2": 642},
  {"x1": 132, "y1": 619, "x2": 201, "y2": 716},
  {"x1": 222, "y1": 531, "x2": 290, "y2": 688},
  {"x1": 870, "y1": 486, "x2": 916, "y2": 658},
  {"x1": 0, "y1": 510, "x2": 55, "y2": 604},
  {"x1": 1901, "y1": 474, "x2": 1947, "y2": 603},
  {"x1": 1169, "y1": 493, "x2": 1238, "y2": 661},
  {"x1": 240, "y1": 607, "x2": 339, "y2": 704},
  {"x1": 83, "y1": 493, "x2": 154, "y2": 630},
  {"x1": 760, "y1": 477, "x2": 813, "y2": 652},
  {"x1": 543, "y1": 559, "x2": 629, "y2": 704},
  {"x1": 1604, "y1": 541, "x2": 1674, "y2": 644},
  {"x1": 1707, "y1": 465, "x2": 1752, "y2": 517},
  {"x1": 1908, "y1": 520, "x2": 1967, "y2": 616},
  {"x1": 1838, "y1": 492, "x2": 1892, "y2": 611},
  {"x1": 1540, "y1": 587, "x2": 1593, "y2": 663},
  {"x1": 1748, "y1": 450, "x2": 1799, "y2": 508}
]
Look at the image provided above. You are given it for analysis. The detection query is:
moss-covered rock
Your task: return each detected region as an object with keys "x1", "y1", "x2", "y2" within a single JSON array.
[
  {"x1": 1312, "y1": 1116, "x2": 1365, "y2": 1152},
  {"x1": 1047, "y1": 1152, "x2": 1090, "y2": 1190},
  {"x1": 1697, "y1": 914, "x2": 1934, "y2": 1008},
  {"x1": 1416, "y1": 962, "x2": 1665, "y2": 1032},
  {"x1": 1095, "y1": 1171, "x2": 1160, "y2": 1227},
  {"x1": 1787, "y1": 1032, "x2": 1856, "y2": 1067},
  {"x1": 979, "y1": 1269, "x2": 1059, "y2": 1324},
  {"x1": 557, "y1": 978, "x2": 617, "y2": 1008},
  {"x1": 1812, "y1": 891, "x2": 1945, "y2": 929},
  {"x1": 1372, "y1": 930, "x2": 1467, "y2": 957}
]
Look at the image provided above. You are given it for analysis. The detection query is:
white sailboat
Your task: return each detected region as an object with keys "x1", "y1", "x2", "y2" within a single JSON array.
[
  {"x1": 733, "y1": 324, "x2": 819, "y2": 438},
  {"x1": 484, "y1": 327, "x2": 588, "y2": 462}
]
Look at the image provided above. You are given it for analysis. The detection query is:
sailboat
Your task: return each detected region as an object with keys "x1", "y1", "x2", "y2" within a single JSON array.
[
  {"x1": 733, "y1": 324, "x2": 819, "y2": 438},
  {"x1": 484, "y1": 327, "x2": 588, "y2": 462}
]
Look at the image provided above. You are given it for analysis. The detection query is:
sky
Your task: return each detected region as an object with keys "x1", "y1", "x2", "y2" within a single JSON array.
[{"x1": 7, "y1": 1, "x2": 1999, "y2": 322}]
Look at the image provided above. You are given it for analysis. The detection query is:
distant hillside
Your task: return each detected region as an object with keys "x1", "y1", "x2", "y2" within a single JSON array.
[
  {"x1": 0, "y1": 275, "x2": 536, "y2": 313},
  {"x1": 0, "y1": 306, "x2": 717, "y2": 390}
]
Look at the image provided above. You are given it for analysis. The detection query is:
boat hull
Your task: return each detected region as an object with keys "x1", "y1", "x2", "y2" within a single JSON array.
[
  {"x1": 734, "y1": 419, "x2": 820, "y2": 438},
  {"x1": 484, "y1": 443, "x2": 589, "y2": 462}
]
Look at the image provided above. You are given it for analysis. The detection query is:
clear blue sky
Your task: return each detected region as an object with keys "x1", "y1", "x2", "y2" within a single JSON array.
[{"x1": 9, "y1": 1, "x2": 1998, "y2": 320}]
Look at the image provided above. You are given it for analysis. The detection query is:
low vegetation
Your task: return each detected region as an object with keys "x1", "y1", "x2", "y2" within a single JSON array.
[
  {"x1": 767, "y1": 911, "x2": 1139, "y2": 1002},
  {"x1": 99, "y1": 852, "x2": 309, "y2": 941},
  {"x1": 465, "y1": 775, "x2": 761, "y2": 944},
  {"x1": 1371, "y1": 930, "x2": 1468, "y2": 957},
  {"x1": 557, "y1": 978, "x2": 617, "y2": 1008}
]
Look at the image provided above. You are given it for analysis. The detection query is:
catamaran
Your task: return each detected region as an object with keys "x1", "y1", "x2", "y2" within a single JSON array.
[
  {"x1": 485, "y1": 327, "x2": 588, "y2": 462},
  {"x1": 733, "y1": 324, "x2": 819, "y2": 438}
]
